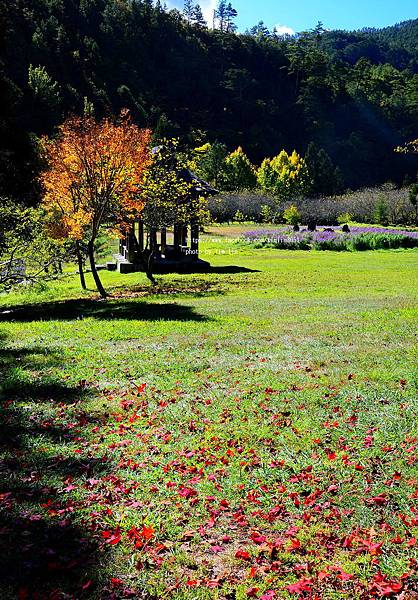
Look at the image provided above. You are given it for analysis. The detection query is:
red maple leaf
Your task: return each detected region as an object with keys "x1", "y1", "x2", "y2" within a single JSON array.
[
  {"x1": 365, "y1": 494, "x2": 388, "y2": 506},
  {"x1": 250, "y1": 531, "x2": 267, "y2": 545},
  {"x1": 101, "y1": 528, "x2": 121, "y2": 545},
  {"x1": 287, "y1": 578, "x2": 313, "y2": 594},
  {"x1": 246, "y1": 587, "x2": 259, "y2": 597},
  {"x1": 370, "y1": 573, "x2": 404, "y2": 596},
  {"x1": 235, "y1": 550, "x2": 251, "y2": 561},
  {"x1": 260, "y1": 592, "x2": 276, "y2": 600},
  {"x1": 127, "y1": 524, "x2": 154, "y2": 547}
]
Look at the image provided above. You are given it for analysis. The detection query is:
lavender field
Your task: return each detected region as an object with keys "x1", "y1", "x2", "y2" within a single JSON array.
[{"x1": 242, "y1": 225, "x2": 418, "y2": 251}]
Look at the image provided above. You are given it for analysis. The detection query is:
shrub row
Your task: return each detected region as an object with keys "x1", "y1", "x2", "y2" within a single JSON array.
[{"x1": 209, "y1": 185, "x2": 417, "y2": 226}]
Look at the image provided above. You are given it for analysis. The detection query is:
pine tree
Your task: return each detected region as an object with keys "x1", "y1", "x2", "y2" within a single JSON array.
[
  {"x1": 225, "y1": 2, "x2": 237, "y2": 33},
  {"x1": 183, "y1": 0, "x2": 195, "y2": 24},
  {"x1": 305, "y1": 142, "x2": 344, "y2": 197},
  {"x1": 192, "y1": 4, "x2": 206, "y2": 27},
  {"x1": 214, "y1": 0, "x2": 237, "y2": 33},
  {"x1": 214, "y1": 0, "x2": 227, "y2": 31},
  {"x1": 248, "y1": 21, "x2": 270, "y2": 37}
]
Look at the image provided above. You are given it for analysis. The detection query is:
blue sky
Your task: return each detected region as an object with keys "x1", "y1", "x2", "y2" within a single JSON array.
[{"x1": 167, "y1": 0, "x2": 417, "y2": 33}]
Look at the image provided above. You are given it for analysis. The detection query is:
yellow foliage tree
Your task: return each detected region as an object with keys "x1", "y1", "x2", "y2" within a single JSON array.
[
  {"x1": 395, "y1": 139, "x2": 418, "y2": 154},
  {"x1": 257, "y1": 150, "x2": 308, "y2": 221},
  {"x1": 224, "y1": 147, "x2": 257, "y2": 191}
]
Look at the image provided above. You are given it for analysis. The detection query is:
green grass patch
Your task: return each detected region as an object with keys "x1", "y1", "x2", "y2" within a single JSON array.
[{"x1": 0, "y1": 240, "x2": 417, "y2": 598}]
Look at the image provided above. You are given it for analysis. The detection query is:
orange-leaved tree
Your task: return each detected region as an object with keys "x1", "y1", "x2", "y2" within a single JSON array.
[{"x1": 40, "y1": 111, "x2": 151, "y2": 297}]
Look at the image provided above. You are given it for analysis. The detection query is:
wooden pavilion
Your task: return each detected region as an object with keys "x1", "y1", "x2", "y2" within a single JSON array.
[{"x1": 108, "y1": 167, "x2": 218, "y2": 274}]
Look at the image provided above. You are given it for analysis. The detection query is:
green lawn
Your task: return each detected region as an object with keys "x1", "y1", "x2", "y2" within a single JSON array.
[{"x1": 0, "y1": 237, "x2": 417, "y2": 599}]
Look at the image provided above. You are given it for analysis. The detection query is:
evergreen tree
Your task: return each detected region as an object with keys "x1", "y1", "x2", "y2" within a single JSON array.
[
  {"x1": 248, "y1": 21, "x2": 270, "y2": 38},
  {"x1": 214, "y1": 1, "x2": 237, "y2": 32},
  {"x1": 184, "y1": 1, "x2": 206, "y2": 27},
  {"x1": 214, "y1": 0, "x2": 227, "y2": 31},
  {"x1": 0, "y1": 0, "x2": 417, "y2": 203},
  {"x1": 194, "y1": 142, "x2": 228, "y2": 188},
  {"x1": 183, "y1": 0, "x2": 195, "y2": 24},
  {"x1": 225, "y1": 2, "x2": 238, "y2": 33},
  {"x1": 192, "y1": 4, "x2": 206, "y2": 27},
  {"x1": 28, "y1": 65, "x2": 61, "y2": 109},
  {"x1": 305, "y1": 142, "x2": 344, "y2": 197}
]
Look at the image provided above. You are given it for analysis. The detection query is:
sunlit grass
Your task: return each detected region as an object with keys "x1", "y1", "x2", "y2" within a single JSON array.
[{"x1": 0, "y1": 238, "x2": 417, "y2": 598}]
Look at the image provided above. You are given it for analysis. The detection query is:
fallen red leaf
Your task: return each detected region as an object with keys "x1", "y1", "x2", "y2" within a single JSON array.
[
  {"x1": 287, "y1": 578, "x2": 313, "y2": 594},
  {"x1": 235, "y1": 550, "x2": 251, "y2": 561}
]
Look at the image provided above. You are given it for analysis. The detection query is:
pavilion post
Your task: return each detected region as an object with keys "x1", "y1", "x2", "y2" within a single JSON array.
[
  {"x1": 190, "y1": 220, "x2": 199, "y2": 260},
  {"x1": 181, "y1": 225, "x2": 188, "y2": 246},
  {"x1": 126, "y1": 227, "x2": 136, "y2": 262}
]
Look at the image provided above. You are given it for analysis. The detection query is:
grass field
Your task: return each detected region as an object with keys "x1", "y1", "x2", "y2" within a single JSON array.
[{"x1": 0, "y1": 233, "x2": 417, "y2": 599}]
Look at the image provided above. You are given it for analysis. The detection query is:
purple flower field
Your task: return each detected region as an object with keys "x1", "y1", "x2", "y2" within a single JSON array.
[{"x1": 242, "y1": 225, "x2": 418, "y2": 251}]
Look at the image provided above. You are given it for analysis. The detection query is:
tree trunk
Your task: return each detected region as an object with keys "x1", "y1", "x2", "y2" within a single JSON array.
[
  {"x1": 145, "y1": 252, "x2": 157, "y2": 285},
  {"x1": 139, "y1": 249, "x2": 156, "y2": 285},
  {"x1": 138, "y1": 232, "x2": 156, "y2": 286},
  {"x1": 88, "y1": 239, "x2": 107, "y2": 298},
  {"x1": 76, "y1": 241, "x2": 86, "y2": 290}
]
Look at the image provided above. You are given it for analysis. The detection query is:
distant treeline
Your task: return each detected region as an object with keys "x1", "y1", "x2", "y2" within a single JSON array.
[{"x1": 0, "y1": 0, "x2": 417, "y2": 203}]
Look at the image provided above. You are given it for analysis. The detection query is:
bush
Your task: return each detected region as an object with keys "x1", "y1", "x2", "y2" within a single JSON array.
[
  {"x1": 208, "y1": 185, "x2": 417, "y2": 227},
  {"x1": 337, "y1": 212, "x2": 352, "y2": 225},
  {"x1": 283, "y1": 205, "x2": 301, "y2": 226},
  {"x1": 347, "y1": 233, "x2": 418, "y2": 251},
  {"x1": 373, "y1": 195, "x2": 389, "y2": 226},
  {"x1": 260, "y1": 204, "x2": 273, "y2": 223},
  {"x1": 234, "y1": 210, "x2": 246, "y2": 222}
]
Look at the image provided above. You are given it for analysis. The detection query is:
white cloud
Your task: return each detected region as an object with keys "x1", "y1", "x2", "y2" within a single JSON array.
[
  {"x1": 201, "y1": 0, "x2": 218, "y2": 25},
  {"x1": 165, "y1": 0, "x2": 218, "y2": 27},
  {"x1": 273, "y1": 24, "x2": 295, "y2": 36}
]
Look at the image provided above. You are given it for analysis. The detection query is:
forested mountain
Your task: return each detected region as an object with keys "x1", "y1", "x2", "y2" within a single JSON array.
[
  {"x1": 320, "y1": 19, "x2": 418, "y2": 67},
  {"x1": 0, "y1": 0, "x2": 417, "y2": 203}
]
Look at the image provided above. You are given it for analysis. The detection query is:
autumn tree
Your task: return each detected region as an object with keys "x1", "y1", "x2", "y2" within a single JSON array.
[{"x1": 40, "y1": 112, "x2": 151, "y2": 298}]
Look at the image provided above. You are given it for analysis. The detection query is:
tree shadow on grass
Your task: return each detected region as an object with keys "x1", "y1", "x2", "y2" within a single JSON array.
[
  {"x1": 0, "y1": 298, "x2": 211, "y2": 323},
  {"x1": 0, "y1": 334, "x2": 108, "y2": 598},
  {"x1": 208, "y1": 265, "x2": 260, "y2": 274}
]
